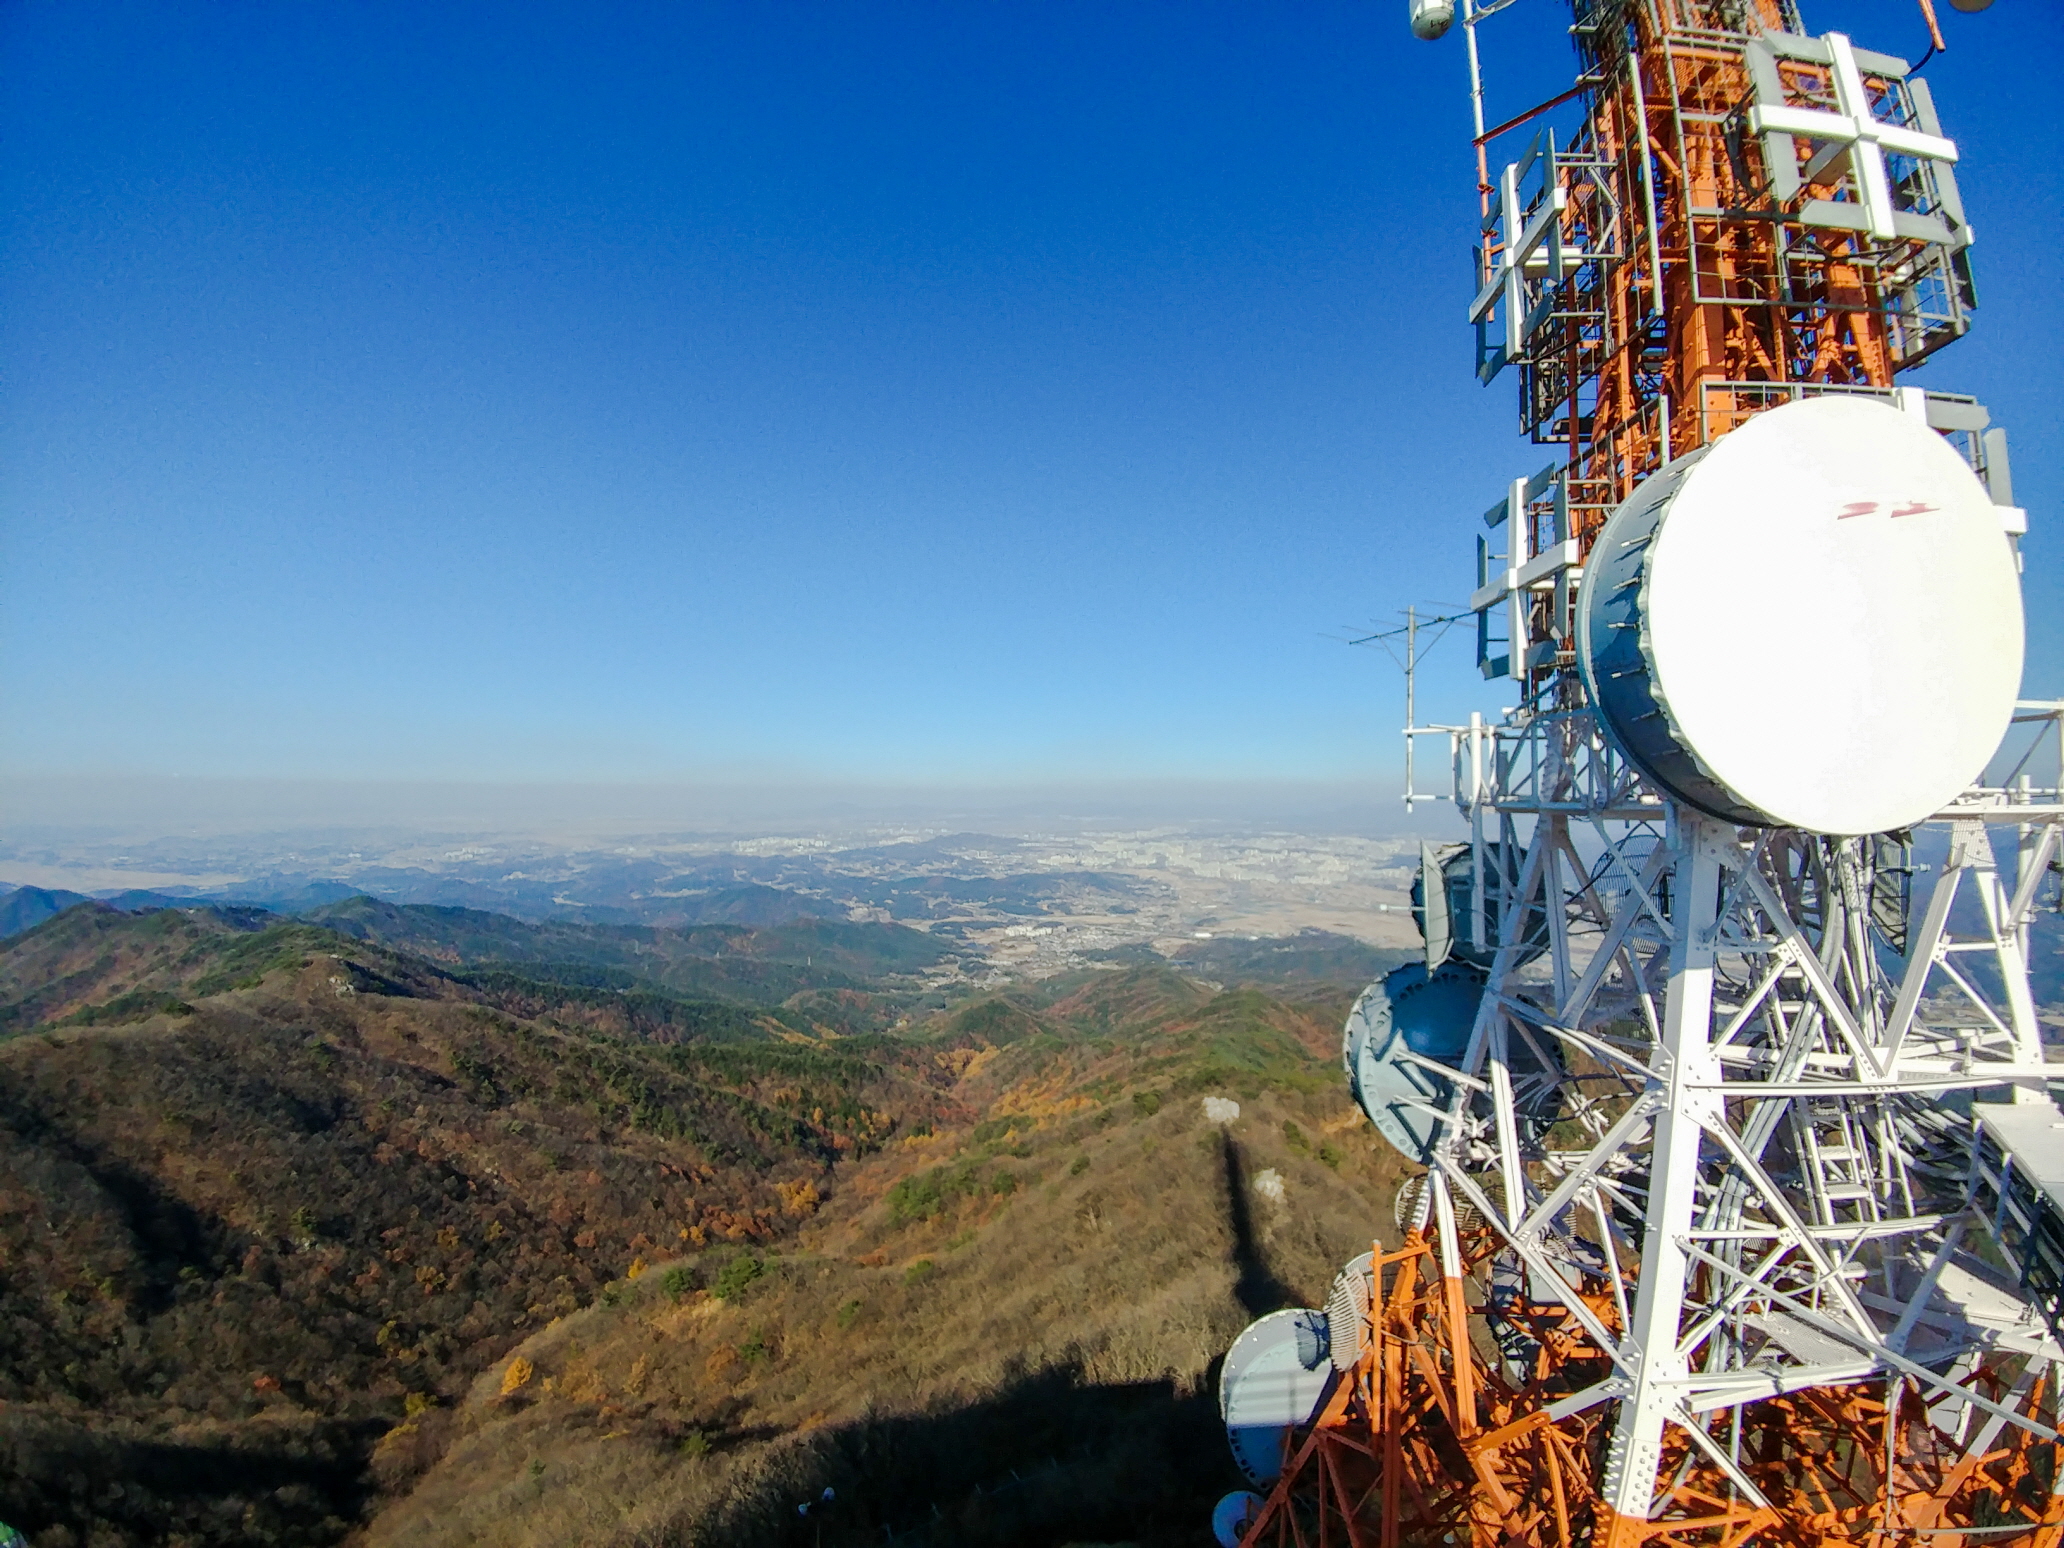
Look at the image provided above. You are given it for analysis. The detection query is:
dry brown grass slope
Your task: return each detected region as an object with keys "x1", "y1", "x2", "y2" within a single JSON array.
[{"x1": 362, "y1": 1041, "x2": 1414, "y2": 1547}]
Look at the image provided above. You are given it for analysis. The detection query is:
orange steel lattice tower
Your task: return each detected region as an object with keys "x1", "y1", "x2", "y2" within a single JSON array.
[
  {"x1": 1231, "y1": 3, "x2": 2063, "y2": 1546},
  {"x1": 1244, "y1": 1224, "x2": 2060, "y2": 1547},
  {"x1": 1462, "y1": 0, "x2": 1988, "y2": 705}
]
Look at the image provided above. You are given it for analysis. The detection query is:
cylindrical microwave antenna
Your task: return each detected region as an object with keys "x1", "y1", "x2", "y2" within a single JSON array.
[
  {"x1": 1407, "y1": 0, "x2": 1454, "y2": 41},
  {"x1": 1576, "y1": 396, "x2": 2022, "y2": 834}
]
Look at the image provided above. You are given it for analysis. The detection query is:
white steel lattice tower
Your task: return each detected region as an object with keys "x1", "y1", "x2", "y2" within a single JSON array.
[{"x1": 1217, "y1": 2, "x2": 2064, "y2": 1545}]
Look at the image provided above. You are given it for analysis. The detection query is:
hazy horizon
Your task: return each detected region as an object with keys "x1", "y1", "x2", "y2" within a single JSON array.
[{"x1": 1, "y1": 768, "x2": 1469, "y2": 849}]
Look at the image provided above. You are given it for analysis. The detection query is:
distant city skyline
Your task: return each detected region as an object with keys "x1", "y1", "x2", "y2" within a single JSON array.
[{"x1": 4, "y1": 0, "x2": 2057, "y2": 796}]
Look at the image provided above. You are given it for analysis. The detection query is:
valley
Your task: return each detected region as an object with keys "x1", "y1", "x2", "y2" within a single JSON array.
[{"x1": 0, "y1": 825, "x2": 1430, "y2": 977}]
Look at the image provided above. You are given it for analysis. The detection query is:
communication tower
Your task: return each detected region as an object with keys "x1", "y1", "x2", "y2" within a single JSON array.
[{"x1": 1213, "y1": 2, "x2": 2063, "y2": 1544}]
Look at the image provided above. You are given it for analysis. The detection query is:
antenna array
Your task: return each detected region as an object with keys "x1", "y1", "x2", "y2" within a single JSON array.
[{"x1": 1214, "y1": 3, "x2": 2063, "y2": 1545}]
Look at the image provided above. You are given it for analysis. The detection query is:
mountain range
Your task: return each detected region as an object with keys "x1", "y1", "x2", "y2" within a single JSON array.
[{"x1": 0, "y1": 875, "x2": 846, "y2": 938}]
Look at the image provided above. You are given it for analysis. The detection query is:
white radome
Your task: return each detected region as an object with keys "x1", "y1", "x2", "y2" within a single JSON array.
[
  {"x1": 1408, "y1": 0, "x2": 1455, "y2": 41},
  {"x1": 1579, "y1": 396, "x2": 2022, "y2": 835}
]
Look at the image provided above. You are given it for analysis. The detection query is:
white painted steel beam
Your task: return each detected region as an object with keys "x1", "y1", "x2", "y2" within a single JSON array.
[
  {"x1": 1597, "y1": 814, "x2": 1724, "y2": 1520},
  {"x1": 1746, "y1": 31, "x2": 1958, "y2": 242},
  {"x1": 1401, "y1": 680, "x2": 2057, "y2": 1529}
]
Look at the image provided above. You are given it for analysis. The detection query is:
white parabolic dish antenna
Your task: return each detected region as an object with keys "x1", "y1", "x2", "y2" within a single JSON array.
[
  {"x1": 1578, "y1": 397, "x2": 2023, "y2": 834},
  {"x1": 1218, "y1": 1308, "x2": 1332, "y2": 1487}
]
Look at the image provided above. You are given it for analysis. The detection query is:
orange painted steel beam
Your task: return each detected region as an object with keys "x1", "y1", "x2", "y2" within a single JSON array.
[
  {"x1": 1479, "y1": 0, "x2": 1960, "y2": 702},
  {"x1": 1243, "y1": 1230, "x2": 2062, "y2": 1548}
]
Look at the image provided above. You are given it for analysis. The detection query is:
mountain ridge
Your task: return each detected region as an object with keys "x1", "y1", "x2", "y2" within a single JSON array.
[{"x1": 0, "y1": 898, "x2": 1404, "y2": 1548}]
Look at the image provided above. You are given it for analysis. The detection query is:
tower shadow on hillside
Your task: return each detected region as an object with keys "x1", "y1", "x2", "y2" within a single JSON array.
[
  {"x1": 1218, "y1": 1130, "x2": 1298, "y2": 1317},
  {"x1": 701, "y1": 1361, "x2": 1238, "y2": 1548}
]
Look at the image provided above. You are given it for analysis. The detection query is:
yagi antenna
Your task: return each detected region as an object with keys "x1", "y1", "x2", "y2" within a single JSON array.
[{"x1": 1346, "y1": 605, "x2": 1465, "y2": 812}]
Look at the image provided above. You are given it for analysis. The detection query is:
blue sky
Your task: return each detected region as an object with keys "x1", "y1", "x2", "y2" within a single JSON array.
[{"x1": 3, "y1": 0, "x2": 2057, "y2": 799}]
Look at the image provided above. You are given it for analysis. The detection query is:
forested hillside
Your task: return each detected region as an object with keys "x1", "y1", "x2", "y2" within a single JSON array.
[{"x1": 0, "y1": 902, "x2": 1410, "y2": 1548}]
